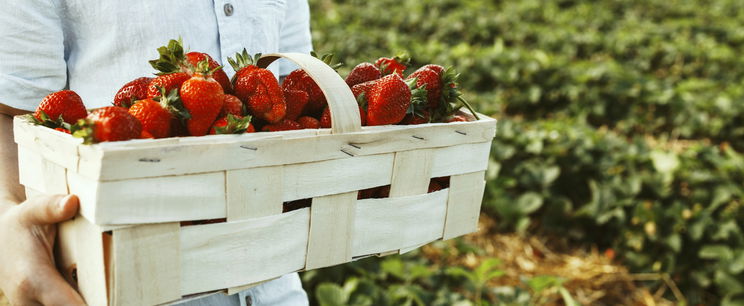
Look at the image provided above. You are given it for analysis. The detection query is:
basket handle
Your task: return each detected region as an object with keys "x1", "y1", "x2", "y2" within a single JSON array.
[{"x1": 257, "y1": 53, "x2": 362, "y2": 134}]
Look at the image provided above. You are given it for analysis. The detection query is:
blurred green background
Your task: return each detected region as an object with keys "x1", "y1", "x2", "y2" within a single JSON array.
[{"x1": 302, "y1": 0, "x2": 744, "y2": 305}]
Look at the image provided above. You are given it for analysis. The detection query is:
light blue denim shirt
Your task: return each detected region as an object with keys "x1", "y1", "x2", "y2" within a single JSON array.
[
  {"x1": 0, "y1": 1, "x2": 311, "y2": 305},
  {"x1": 0, "y1": 0, "x2": 313, "y2": 111}
]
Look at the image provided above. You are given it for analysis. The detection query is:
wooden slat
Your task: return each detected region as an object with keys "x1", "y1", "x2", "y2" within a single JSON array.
[
  {"x1": 55, "y1": 216, "x2": 108, "y2": 306},
  {"x1": 65, "y1": 172, "x2": 100, "y2": 224},
  {"x1": 64, "y1": 139, "x2": 488, "y2": 227},
  {"x1": 305, "y1": 191, "x2": 357, "y2": 270},
  {"x1": 226, "y1": 166, "x2": 284, "y2": 221},
  {"x1": 226, "y1": 277, "x2": 279, "y2": 295},
  {"x1": 443, "y1": 171, "x2": 486, "y2": 240},
  {"x1": 352, "y1": 190, "x2": 448, "y2": 257},
  {"x1": 13, "y1": 116, "x2": 81, "y2": 170},
  {"x1": 180, "y1": 208, "x2": 310, "y2": 295},
  {"x1": 224, "y1": 166, "x2": 284, "y2": 293},
  {"x1": 70, "y1": 172, "x2": 226, "y2": 225},
  {"x1": 112, "y1": 223, "x2": 181, "y2": 306},
  {"x1": 377, "y1": 250, "x2": 399, "y2": 257},
  {"x1": 282, "y1": 153, "x2": 394, "y2": 201},
  {"x1": 430, "y1": 141, "x2": 491, "y2": 178},
  {"x1": 389, "y1": 149, "x2": 432, "y2": 197},
  {"x1": 77, "y1": 117, "x2": 495, "y2": 181},
  {"x1": 398, "y1": 242, "x2": 429, "y2": 255},
  {"x1": 75, "y1": 144, "x2": 104, "y2": 181},
  {"x1": 17, "y1": 145, "x2": 68, "y2": 194}
]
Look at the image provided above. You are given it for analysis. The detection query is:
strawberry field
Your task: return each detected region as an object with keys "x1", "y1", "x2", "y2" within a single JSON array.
[{"x1": 304, "y1": 0, "x2": 744, "y2": 305}]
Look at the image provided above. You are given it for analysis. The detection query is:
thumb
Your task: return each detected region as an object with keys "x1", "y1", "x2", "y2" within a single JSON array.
[{"x1": 19, "y1": 194, "x2": 79, "y2": 225}]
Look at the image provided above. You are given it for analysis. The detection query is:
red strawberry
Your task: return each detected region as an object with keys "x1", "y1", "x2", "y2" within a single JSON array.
[
  {"x1": 357, "y1": 187, "x2": 376, "y2": 199},
  {"x1": 34, "y1": 90, "x2": 88, "y2": 125},
  {"x1": 228, "y1": 49, "x2": 260, "y2": 101},
  {"x1": 113, "y1": 77, "x2": 153, "y2": 108},
  {"x1": 72, "y1": 106, "x2": 142, "y2": 143},
  {"x1": 375, "y1": 54, "x2": 410, "y2": 75},
  {"x1": 54, "y1": 127, "x2": 70, "y2": 134},
  {"x1": 283, "y1": 89, "x2": 309, "y2": 121},
  {"x1": 365, "y1": 74, "x2": 412, "y2": 126},
  {"x1": 319, "y1": 105, "x2": 367, "y2": 128},
  {"x1": 420, "y1": 64, "x2": 444, "y2": 76},
  {"x1": 262, "y1": 118, "x2": 302, "y2": 132},
  {"x1": 297, "y1": 116, "x2": 320, "y2": 129},
  {"x1": 147, "y1": 72, "x2": 190, "y2": 98},
  {"x1": 185, "y1": 52, "x2": 232, "y2": 94},
  {"x1": 345, "y1": 62, "x2": 380, "y2": 87},
  {"x1": 409, "y1": 66, "x2": 480, "y2": 122},
  {"x1": 283, "y1": 199, "x2": 312, "y2": 213},
  {"x1": 229, "y1": 50, "x2": 286, "y2": 123},
  {"x1": 180, "y1": 61, "x2": 225, "y2": 136},
  {"x1": 219, "y1": 94, "x2": 244, "y2": 117},
  {"x1": 428, "y1": 180, "x2": 443, "y2": 193},
  {"x1": 140, "y1": 130, "x2": 154, "y2": 139},
  {"x1": 246, "y1": 75, "x2": 286, "y2": 123},
  {"x1": 407, "y1": 67, "x2": 442, "y2": 109},
  {"x1": 400, "y1": 109, "x2": 431, "y2": 125},
  {"x1": 447, "y1": 114, "x2": 469, "y2": 122},
  {"x1": 281, "y1": 52, "x2": 341, "y2": 115},
  {"x1": 209, "y1": 114, "x2": 255, "y2": 134},
  {"x1": 351, "y1": 79, "x2": 378, "y2": 99},
  {"x1": 376, "y1": 185, "x2": 391, "y2": 198},
  {"x1": 434, "y1": 176, "x2": 450, "y2": 188},
  {"x1": 170, "y1": 118, "x2": 189, "y2": 137},
  {"x1": 358, "y1": 76, "x2": 425, "y2": 126},
  {"x1": 128, "y1": 88, "x2": 186, "y2": 139},
  {"x1": 129, "y1": 100, "x2": 172, "y2": 139},
  {"x1": 282, "y1": 69, "x2": 325, "y2": 114},
  {"x1": 149, "y1": 39, "x2": 232, "y2": 93},
  {"x1": 319, "y1": 107, "x2": 331, "y2": 128}
]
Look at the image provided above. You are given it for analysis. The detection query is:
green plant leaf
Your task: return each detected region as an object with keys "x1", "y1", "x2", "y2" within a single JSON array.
[
  {"x1": 715, "y1": 270, "x2": 744, "y2": 295},
  {"x1": 316, "y1": 283, "x2": 350, "y2": 306},
  {"x1": 730, "y1": 252, "x2": 744, "y2": 274},
  {"x1": 516, "y1": 192, "x2": 544, "y2": 215},
  {"x1": 446, "y1": 266, "x2": 477, "y2": 286},
  {"x1": 559, "y1": 287, "x2": 581, "y2": 306},
  {"x1": 526, "y1": 275, "x2": 564, "y2": 293},
  {"x1": 381, "y1": 258, "x2": 406, "y2": 280},
  {"x1": 700, "y1": 245, "x2": 734, "y2": 261}
]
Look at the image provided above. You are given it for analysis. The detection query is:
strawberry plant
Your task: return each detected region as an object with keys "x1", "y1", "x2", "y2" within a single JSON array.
[{"x1": 308, "y1": 0, "x2": 744, "y2": 303}]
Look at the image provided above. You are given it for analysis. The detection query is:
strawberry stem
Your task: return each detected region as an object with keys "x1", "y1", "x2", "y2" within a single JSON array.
[{"x1": 456, "y1": 96, "x2": 480, "y2": 120}]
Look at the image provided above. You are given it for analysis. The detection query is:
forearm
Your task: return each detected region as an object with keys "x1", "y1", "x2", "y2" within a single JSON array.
[{"x1": 0, "y1": 111, "x2": 26, "y2": 212}]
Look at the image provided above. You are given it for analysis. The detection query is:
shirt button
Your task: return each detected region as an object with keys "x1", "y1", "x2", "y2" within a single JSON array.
[{"x1": 224, "y1": 3, "x2": 234, "y2": 16}]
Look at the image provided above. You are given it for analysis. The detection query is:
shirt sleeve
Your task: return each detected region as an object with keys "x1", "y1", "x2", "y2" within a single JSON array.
[
  {"x1": 0, "y1": 0, "x2": 67, "y2": 111},
  {"x1": 277, "y1": 0, "x2": 313, "y2": 76}
]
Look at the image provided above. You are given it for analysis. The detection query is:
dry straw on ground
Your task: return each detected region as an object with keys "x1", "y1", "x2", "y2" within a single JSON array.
[{"x1": 422, "y1": 215, "x2": 681, "y2": 305}]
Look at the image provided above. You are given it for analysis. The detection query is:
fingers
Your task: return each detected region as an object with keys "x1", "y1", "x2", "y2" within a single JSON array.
[
  {"x1": 4, "y1": 264, "x2": 86, "y2": 306},
  {"x1": 18, "y1": 194, "x2": 79, "y2": 226},
  {"x1": 33, "y1": 264, "x2": 86, "y2": 306}
]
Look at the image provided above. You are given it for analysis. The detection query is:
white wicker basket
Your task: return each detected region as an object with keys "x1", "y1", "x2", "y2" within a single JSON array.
[{"x1": 13, "y1": 53, "x2": 497, "y2": 305}]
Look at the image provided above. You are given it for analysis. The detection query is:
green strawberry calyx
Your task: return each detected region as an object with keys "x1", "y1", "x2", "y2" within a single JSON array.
[
  {"x1": 405, "y1": 77, "x2": 430, "y2": 121},
  {"x1": 227, "y1": 49, "x2": 261, "y2": 73},
  {"x1": 149, "y1": 38, "x2": 189, "y2": 76},
  {"x1": 28, "y1": 111, "x2": 72, "y2": 130},
  {"x1": 434, "y1": 67, "x2": 480, "y2": 121},
  {"x1": 213, "y1": 114, "x2": 253, "y2": 134}
]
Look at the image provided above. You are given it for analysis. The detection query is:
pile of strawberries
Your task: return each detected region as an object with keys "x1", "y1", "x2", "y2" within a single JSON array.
[{"x1": 30, "y1": 39, "x2": 478, "y2": 144}]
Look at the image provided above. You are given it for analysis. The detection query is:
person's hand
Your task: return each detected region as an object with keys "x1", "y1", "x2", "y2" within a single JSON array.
[{"x1": 0, "y1": 195, "x2": 86, "y2": 306}]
